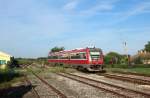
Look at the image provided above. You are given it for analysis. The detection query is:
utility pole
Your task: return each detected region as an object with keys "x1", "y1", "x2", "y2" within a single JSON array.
[
  {"x1": 123, "y1": 42, "x2": 128, "y2": 55},
  {"x1": 123, "y1": 42, "x2": 128, "y2": 63},
  {"x1": 123, "y1": 42, "x2": 131, "y2": 66}
]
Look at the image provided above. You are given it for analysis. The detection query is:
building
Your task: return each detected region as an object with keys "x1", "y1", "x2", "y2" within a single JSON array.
[
  {"x1": 138, "y1": 50, "x2": 150, "y2": 64},
  {"x1": 131, "y1": 50, "x2": 150, "y2": 64},
  {"x1": 0, "y1": 51, "x2": 12, "y2": 65}
]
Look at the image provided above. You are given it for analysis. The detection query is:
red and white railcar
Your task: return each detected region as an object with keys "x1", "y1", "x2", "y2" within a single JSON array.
[{"x1": 48, "y1": 47, "x2": 104, "y2": 71}]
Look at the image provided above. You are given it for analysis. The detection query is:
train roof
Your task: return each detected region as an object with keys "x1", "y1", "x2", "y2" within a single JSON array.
[
  {"x1": 0, "y1": 51, "x2": 12, "y2": 57},
  {"x1": 49, "y1": 47, "x2": 102, "y2": 56}
]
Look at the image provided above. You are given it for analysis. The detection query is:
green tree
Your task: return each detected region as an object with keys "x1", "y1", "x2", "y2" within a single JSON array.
[
  {"x1": 104, "y1": 52, "x2": 122, "y2": 64},
  {"x1": 144, "y1": 41, "x2": 150, "y2": 52},
  {"x1": 51, "y1": 46, "x2": 65, "y2": 52}
]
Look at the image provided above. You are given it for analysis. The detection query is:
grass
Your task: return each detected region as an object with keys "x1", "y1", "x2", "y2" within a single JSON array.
[
  {"x1": 105, "y1": 64, "x2": 150, "y2": 68},
  {"x1": 0, "y1": 76, "x2": 25, "y2": 89},
  {"x1": 106, "y1": 67, "x2": 150, "y2": 75},
  {"x1": 44, "y1": 66, "x2": 77, "y2": 73},
  {"x1": 27, "y1": 64, "x2": 150, "y2": 75},
  {"x1": 0, "y1": 68, "x2": 25, "y2": 89},
  {"x1": 25, "y1": 64, "x2": 77, "y2": 74},
  {"x1": 24, "y1": 65, "x2": 44, "y2": 75}
]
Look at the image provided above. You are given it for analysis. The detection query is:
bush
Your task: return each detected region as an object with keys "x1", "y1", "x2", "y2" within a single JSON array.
[{"x1": 0, "y1": 67, "x2": 23, "y2": 83}]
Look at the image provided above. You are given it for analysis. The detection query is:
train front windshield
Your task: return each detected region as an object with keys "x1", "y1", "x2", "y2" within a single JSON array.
[
  {"x1": 90, "y1": 48, "x2": 102, "y2": 60},
  {"x1": 90, "y1": 52, "x2": 100, "y2": 60}
]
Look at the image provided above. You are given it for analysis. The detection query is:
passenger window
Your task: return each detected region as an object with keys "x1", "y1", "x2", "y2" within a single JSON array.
[
  {"x1": 70, "y1": 53, "x2": 86, "y2": 59},
  {"x1": 80, "y1": 53, "x2": 86, "y2": 59},
  {"x1": 71, "y1": 53, "x2": 80, "y2": 59},
  {"x1": 59, "y1": 53, "x2": 69, "y2": 59}
]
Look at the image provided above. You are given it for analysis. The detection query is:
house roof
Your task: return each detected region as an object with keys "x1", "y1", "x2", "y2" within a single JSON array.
[{"x1": 0, "y1": 51, "x2": 12, "y2": 57}]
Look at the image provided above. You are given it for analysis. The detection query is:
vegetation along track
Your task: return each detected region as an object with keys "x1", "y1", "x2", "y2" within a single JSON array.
[
  {"x1": 112, "y1": 71, "x2": 150, "y2": 77},
  {"x1": 101, "y1": 73, "x2": 150, "y2": 85},
  {"x1": 26, "y1": 68, "x2": 67, "y2": 98},
  {"x1": 57, "y1": 73, "x2": 150, "y2": 98}
]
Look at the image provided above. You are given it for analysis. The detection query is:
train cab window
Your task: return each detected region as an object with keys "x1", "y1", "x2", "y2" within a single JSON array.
[
  {"x1": 90, "y1": 52, "x2": 100, "y2": 60},
  {"x1": 90, "y1": 48, "x2": 102, "y2": 60}
]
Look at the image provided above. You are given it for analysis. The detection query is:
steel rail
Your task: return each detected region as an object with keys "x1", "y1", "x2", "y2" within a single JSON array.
[
  {"x1": 27, "y1": 69, "x2": 67, "y2": 98},
  {"x1": 24, "y1": 75, "x2": 40, "y2": 98},
  {"x1": 102, "y1": 73, "x2": 150, "y2": 85},
  {"x1": 60, "y1": 73, "x2": 150, "y2": 98},
  {"x1": 57, "y1": 73, "x2": 132, "y2": 98}
]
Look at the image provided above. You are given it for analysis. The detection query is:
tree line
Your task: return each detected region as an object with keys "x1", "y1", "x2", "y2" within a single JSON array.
[{"x1": 7, "y1": 41, "x2": 150, "y2": 67}]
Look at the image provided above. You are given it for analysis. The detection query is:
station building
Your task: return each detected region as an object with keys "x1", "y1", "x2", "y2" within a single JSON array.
[{"x1": 0, "y1": 51, "x2": 12, "y2": 65}]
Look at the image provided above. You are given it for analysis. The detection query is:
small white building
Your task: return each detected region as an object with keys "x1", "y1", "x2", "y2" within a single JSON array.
[{"x1": 0, "y1": 51, "x2": 12, "y2": 65}]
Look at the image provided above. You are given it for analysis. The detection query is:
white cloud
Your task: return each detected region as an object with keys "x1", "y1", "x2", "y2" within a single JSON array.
[
  {"x1": 63, "y1": 0, "x2": 78, "y2": 11},
  {"x1": 81, "y1": 0, "x2": 118, "y2": 15},
  {"x1": 80, "y1": 4, "x2": 113, "y2": 15},
  {"x1": 63, "y1": 0, "x2": 119, "y2": 16},
  {"x1": 124, "y1": 2, "x2": 150, "y2": 17},
  {"x1": 112, "y1": 1, "x2": 150, "y2": 24}
]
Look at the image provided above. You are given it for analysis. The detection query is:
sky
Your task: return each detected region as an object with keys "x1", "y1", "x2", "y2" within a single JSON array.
[{"x1": 0, "y1": 0, "x2": 150, "y2": 58}]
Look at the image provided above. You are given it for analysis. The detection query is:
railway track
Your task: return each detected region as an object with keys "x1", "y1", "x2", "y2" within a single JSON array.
[
  {"x1": 27, "y1": 69, "x2": 67, "y2": 98},
  {"x1": 101, "y1": 73, "x2": 150, "y2": 85},
  {"x1": 57, "y1": 73, "x2": 150, "y2": 98},
  {"x1": 24, "y1": 75, "x2": 40, "y2": 98}
]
